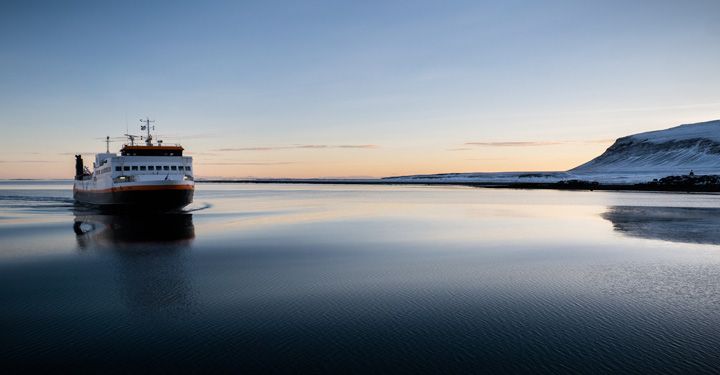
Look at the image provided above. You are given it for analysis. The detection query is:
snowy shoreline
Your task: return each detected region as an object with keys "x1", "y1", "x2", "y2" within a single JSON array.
[{"x1": 198, "y1": 173, "x2": 720, "y2": 193}]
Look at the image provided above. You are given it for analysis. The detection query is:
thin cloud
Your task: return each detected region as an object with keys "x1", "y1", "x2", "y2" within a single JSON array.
[
  {"x1": 197, "y1": 161, "x2": 296, "y2": 166},
  {"x1": 465, "y1": 141, "x2": 563, "y2": 147},
  {"x1": 58, "y1": 152, "x2": 98, "y2": 156},
  {"x1": 296, "y1": 145, "x2": 328, "y2": 149},
  {"x1": 338, "y1": 144, "x2": 377, "y2": 149},
  {"x1": 584, "y1": 138, "x2": 616, "y2": 144},
  {"x1": 184, "y1": 151, "x2": 218, "y2": 156},
  {"x1": 215, "y1": 147, "x2": 277, "y2": 151},
  {"x1": 0, "y1": 160, "x2": 60, "y2": 163},
  {"x1": 464, "y1": 138, "x2": 614, "y2": 147},
  {"x1": 214, "y1": 144, "x2": 378, "y2": 152}
]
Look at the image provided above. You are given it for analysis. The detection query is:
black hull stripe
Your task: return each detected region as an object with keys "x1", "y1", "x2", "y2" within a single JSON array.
[{"x1": 74, "y1": 189, "x2": 194, "y2": 210}]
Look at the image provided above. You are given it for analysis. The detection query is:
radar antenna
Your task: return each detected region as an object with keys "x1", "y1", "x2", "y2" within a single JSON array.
[
  {"x1": 140, "y1": 117, "x2": 155, "y2": 146},
  {"x1": 124, "y1": 134, "x2": 137, "y2": 146}
]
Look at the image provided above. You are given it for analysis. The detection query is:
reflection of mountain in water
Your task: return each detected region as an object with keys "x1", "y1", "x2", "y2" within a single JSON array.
[
  {"x1": 602, "y1": 206, "x2": 720, "y2": 245},
  {"x1": 73, "y1": 211, "x2": 195, "y2": 314}
]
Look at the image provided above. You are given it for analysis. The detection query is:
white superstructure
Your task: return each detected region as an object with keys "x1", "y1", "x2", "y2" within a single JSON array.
[{"x1": 73, "y1": 118, "x2": 194, "y2": 210}]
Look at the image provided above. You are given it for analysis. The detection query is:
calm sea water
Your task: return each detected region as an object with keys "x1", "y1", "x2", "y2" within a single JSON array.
[{"x1": 2, "y1": 181, "x2": 720, "y2": 373}]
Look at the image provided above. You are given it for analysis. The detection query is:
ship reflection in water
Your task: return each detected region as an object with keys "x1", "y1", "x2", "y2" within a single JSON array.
[
  {"x1": 602, "y1": 205, "x2": 720, "y2": 245},
  {"x1": 73, "y1": 209, "x2": 195, "y2": 313},
  {"x1": 73, "y1": 210, "x2": 195, "y2": 246}
]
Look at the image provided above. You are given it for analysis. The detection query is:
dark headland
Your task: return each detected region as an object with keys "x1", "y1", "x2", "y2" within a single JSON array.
[{"x1": 199, "y1": 173, "x2": 720, "y2": 193}]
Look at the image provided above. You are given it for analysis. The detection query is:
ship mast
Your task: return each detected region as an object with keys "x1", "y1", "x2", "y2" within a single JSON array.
[{"x1": 140, "y1": 117, "x2": 155, "y2": 146}]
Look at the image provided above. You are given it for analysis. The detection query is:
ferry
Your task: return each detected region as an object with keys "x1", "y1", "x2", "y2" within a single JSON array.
[{"x1": 73, "y1": 118, "x2": 194, "y2": 210}]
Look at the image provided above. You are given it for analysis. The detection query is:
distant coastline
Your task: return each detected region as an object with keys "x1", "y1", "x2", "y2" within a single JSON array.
[
  {"x1": 197, "y1": 174, "x2": 720, "y2": 193},
  {"x1": 5, "y1": 175, "x2": 720, "y2": 193}
]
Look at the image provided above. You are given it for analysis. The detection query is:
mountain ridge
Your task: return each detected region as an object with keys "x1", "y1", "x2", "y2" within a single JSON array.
[
  {"x1": 384, "y1": 119, "x2": 720, "y2": 184},
  {"x1": 571, "y1": 119, "x2": 720, "y2": 173}
]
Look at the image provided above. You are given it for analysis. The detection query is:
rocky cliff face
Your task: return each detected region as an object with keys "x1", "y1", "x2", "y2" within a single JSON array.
[{"x1": 572, "y1": 120, "x2": 720, "y2": 174}]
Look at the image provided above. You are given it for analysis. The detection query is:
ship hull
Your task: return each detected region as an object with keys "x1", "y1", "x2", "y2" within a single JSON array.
[{"x1": 74, "y1": 184, "x2": 194, "y2": 211}]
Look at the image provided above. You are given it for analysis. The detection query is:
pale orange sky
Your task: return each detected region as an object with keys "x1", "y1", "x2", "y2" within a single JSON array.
[
  {"x1": 2, "y1": 108, "x2": 720, "y2": 179},
  {"x1": 1, "y1": 145, "x2": 607, "y2": 180},
  {"x1": 0, "y1": 118, "x2": 689, "y2": 179}
]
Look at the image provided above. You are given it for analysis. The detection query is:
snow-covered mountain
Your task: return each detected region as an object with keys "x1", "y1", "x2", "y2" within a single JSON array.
[
  {"x1": 384, "y1": 119, "x2": 720, "y2": 184},
  {"x1": 572, "y1": 119, "x2": 720, "y2": 174}
]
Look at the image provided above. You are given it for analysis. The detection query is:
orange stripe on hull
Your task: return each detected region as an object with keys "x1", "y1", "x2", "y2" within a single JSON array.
[{"x1": 75, "y1": 184, "x2": 194, "y2": 194}]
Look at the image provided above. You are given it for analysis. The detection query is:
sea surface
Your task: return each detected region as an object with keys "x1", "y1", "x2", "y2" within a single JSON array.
[{"x1": 2, "y1": 180, "x2": 720, "y2": 373}]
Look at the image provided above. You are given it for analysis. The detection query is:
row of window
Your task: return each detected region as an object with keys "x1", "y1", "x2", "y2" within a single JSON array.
[{"x1": 114, "y1": 165, "x2": 192, "y2": 172}]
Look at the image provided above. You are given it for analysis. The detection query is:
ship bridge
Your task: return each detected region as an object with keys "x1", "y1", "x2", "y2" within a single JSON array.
[
  {"x1": 117, "y1": 117, "x2": 184, "y2": 156},
  {"x1": 120, "y1": 145, "x2": 184, "y2": 156}
]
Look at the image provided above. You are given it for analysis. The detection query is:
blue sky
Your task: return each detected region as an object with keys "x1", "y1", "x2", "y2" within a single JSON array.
[{"x1": 1, "y1": 0, "x2": 719, "y2": 178}]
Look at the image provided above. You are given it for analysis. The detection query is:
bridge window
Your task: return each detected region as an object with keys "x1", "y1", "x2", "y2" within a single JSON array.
[
  {"x1": 156, "y1": 166, "x2": 162, "y2": 170},
  {"x1": 123, "y1": 166, "x2": 130, "y2": 171},
  {"x1": 148, "y1": 166, "x2": 154, "y2": 171},
  {"x1": 140, "y1": 166, "x2": 146, "y2": 171},
  {"x1": 163, "y1": 166, "x2": 169, "y2": 171},
  {"x1": 131, "y1": 166, "x2": 138, "y2": 171},
  {"x1": 171, "y1": 166, "x2": 177, "y2": 171},
  {"x1": 185, "y1": 166, "x2": 191, "y2": 171},
  {"x1": 115, "y1": 167, "x2": 121, "y2": 171}
]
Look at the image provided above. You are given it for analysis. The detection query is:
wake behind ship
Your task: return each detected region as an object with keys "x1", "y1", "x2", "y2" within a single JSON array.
[{"x1": 73, "y1": 118, "x2": 194, "y2": 210}]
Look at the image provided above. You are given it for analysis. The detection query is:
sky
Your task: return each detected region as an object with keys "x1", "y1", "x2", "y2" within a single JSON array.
[{"x1": 1, "y1": 0, "x2": 719, "y2": 179}]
